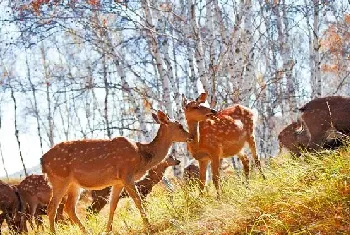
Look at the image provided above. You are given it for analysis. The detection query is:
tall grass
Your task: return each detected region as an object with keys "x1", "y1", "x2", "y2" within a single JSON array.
[{"x1": 4, "y1": 146, "x2": 350, "y2": 234}]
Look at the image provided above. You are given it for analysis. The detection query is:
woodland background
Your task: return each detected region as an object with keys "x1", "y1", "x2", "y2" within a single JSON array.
[{"x1": 0, "y1": 0, "x2": 349, "y2": 178}]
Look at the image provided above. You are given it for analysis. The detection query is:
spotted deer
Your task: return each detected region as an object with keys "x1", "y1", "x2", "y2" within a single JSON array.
[
  {"x1": 17, "y1": 174, "x2": 65, "y2": 232},
  {"x1": 0, "y1": 181, "x2": 21, "y2": 234},
  {"x1": 87, "y1": 155, "x2": 181, "y2": 214},
  {"x1": 41, "y1": 110, "x2": 192, "y2": 233},
  {"x1": 182, "y1": 93, "x2": 265, "y2": 195}
]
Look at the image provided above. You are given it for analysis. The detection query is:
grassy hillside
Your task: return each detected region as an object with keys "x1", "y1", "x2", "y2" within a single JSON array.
[{"x1": 3, "y1": 146, "x2": 350, "y2": 234}]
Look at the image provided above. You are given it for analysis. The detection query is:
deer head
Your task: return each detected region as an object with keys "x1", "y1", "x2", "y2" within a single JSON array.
[
  {"x1": 182, "y1": 93, "x2": 217, "y2": 122},
  {"x1": 152, "y1": 110, "x2": 193, "y2": 143},
  {"x1": 163, "y1": 155, "x2": 181, "y2": 167}
]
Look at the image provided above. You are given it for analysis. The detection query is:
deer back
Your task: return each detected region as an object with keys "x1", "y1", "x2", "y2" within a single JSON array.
[
  {"x1": 18, "y1": 175, "x2": 52, "y2": 206},
  {"x1": 197, "y1": 104, "x2": 256, "y2": 156}
]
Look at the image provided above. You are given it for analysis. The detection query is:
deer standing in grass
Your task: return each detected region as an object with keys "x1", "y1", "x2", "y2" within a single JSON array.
[
  {"x1": 17, "y1": 174, "x2": 65, "y2": 232},
  {"x1": 182, "y1": 93, "x2": 265, "y2": 196},
  {"x1": 88, "y1": 155, "x2": 181, "y2": 214},
  {"x1": 41, "y1": 110, "x2": 192, "y2": 233},
  {"x1": 0, "y1": 181, "x2": 21, "y2": 234}
]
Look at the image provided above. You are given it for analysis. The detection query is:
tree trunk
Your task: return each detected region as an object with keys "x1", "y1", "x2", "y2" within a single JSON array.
[
  {"x1": 41, "y1": 45, "x2": 55, "y2": 148},
  {"x1": 0, "y1": 103, "x2": 9, "y2": 181},
  {"x1": 9, "y1": 84, "x2": 28, "y2": 177}
]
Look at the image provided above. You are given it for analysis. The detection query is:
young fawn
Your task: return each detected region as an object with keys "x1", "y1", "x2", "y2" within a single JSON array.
[
  {"x1": 17, "y1": 174, "x2": 65, "y2": 232},
  {"x1": 88, "y1": 155, "x2": 180, "y2": 214},
  {"x1": 0, "y1": 180, "x2": 21, "y2": 233}
]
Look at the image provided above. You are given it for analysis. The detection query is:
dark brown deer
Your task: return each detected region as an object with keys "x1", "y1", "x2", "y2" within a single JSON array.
[
  {"x1": 182, "y1": 93, "x2": 265, "y2": 195},
  {"x1": 279, "y1": 96, "x2": 350, "y2": 155},
  {"x1": 17, "y1": 174, "x2": 65, "y2": 231},
  {"x1": 41, "y1": 110, "x2": 192, "y2": 233},
  {"x1": 87, "y1": 155, "x2": 181, "y2": 214},
  {"x1": 0, "y1": 181, "x2": 21, "y2": 234},
  {"x1": 183, "y1": 161, "x2": 200, "y2": 182}
]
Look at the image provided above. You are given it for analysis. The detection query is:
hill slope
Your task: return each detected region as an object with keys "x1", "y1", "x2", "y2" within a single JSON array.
[{"x1": 14, "y1": 146, "x2": 350, "y2": 234}]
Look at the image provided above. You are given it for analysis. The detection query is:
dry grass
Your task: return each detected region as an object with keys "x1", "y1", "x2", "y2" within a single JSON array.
[
  {"x1": 0, "y1": 178, "x2": 22, "y2": 185},
  {"x1": 1, "y1": 146, "x2": 350, "y2": 234}
]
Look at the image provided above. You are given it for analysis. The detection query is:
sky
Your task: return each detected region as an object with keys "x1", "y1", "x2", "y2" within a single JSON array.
[
  {"x1": 0, "y1": 68, "x2": 208, "y2": 179},
  {"x1": 0, "y1": 100, "x2": 44, "y2": 178}
]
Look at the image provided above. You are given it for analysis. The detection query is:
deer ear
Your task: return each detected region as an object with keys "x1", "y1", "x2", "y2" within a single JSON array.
[
  {"x1": 196, "y1": 92, "x2": 207, "y2": 103},
  {"x1": 157, "y1": 110, "x2": 169, "y2": 124},
  {"x1": 152, "y1": 113, "x2": 160, "y2": 124},
  {"x1": 182, "y1": 94, "x2": 187, "y2": 108}
]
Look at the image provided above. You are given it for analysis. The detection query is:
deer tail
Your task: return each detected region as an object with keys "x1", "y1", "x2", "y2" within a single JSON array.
[
  {"x1": 40, "y1": 157, "x2": 49, "y2": 182},
  {"x1": 251, "y1": 108, "x2": 259, "y2": 124},
  {"x1": 40, "y1": 157, "x2": 47, "y2": 174}
]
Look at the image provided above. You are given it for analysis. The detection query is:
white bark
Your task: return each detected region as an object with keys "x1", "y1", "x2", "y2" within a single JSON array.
[
  {"x1": 274, "y1": 0, "x2": 296, "y2": 116},
  {"x1": 141, "y1": 0, "x2": 173, "y2": 118},
  {"x1": 188, "y1": 0, "x2": 209, "y2": 92},
  {"x1": 313, "y1": 0, "x2": 322, "y2": 98},
  {"x1": 241, "y1": 0, "x2": 255, "y2": 104}
]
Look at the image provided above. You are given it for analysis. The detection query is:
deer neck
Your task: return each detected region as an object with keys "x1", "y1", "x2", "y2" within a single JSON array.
[
  {"x1": 137, "y1": 125, "x2": 173, "y2": 174},
  {"x1": 186, "y1": 119, "x2": 201, "y2": 152}
]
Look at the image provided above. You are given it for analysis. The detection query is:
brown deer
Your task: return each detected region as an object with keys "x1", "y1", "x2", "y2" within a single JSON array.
[
  {"x1": 182, "y1": 93, "x2": 265, "y2": 195},
  {"x1": 0, "y1": 181, "x2": 21, "y2": 234},
  {"x1": 41, "y1": 110, "x2": 192, "y2": 233},
  {"x1": 87, "y1": 155, "x2": 181, "y2": 214},
  {"x1": 17, "y1": 174, "x2": 65, "y2": 232},
  {"x1": 279, "y1": 96, "x2": 350, "y2": 155},
  {"x1": 183, "y1": 162, "x2": 200, "y2": 182}
]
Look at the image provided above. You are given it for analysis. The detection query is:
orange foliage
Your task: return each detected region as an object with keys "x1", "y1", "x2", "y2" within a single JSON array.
[
  {"x1": 321, "y1": 64, "x2": 339, "y2": 73},
  {"x1": 30, "y1": 0, "x2": 50, "y2": 14},
  {"x1": 321, "y1": 25, "x2": 342, "y2": 54},
  {"x1": 87, "y1": 0, "x2": 100, "y2": 5},
  {"x1": 345, "y1": 14, "x2": 350, "y2": 25},
  {"x1": 321, "y1": 14, "x2": 349, "y2": 75},
  {"x1": 143, "y1": 99, "x2": 152, "y2": 112}
]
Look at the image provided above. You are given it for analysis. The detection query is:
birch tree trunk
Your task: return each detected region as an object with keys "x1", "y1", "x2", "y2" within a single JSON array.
[
  {"x1": 188, "y1": 0, "x2": 209, "y2": 93},
  {"x1": 274, "y1": 0, "x2": 296, "y2": 117},
  {"x1": 230, "y1": 0, "x2": 245, "y2": 103},
  {"x1": 41, "y1": 45, "x2": 55, "y2": 148},
  {"x1": 9, "y1": 84, "x2": 28, "y2": 177},
  {"x1": 312, "y1": 0, "x2": 322, "y2": 98},
  {"x1": 102, "y1": 53, "x2": 112, "y2": 139},
  {"x1": 0, "y1": 103, "x2": 9, "y2": 180},
  {"x1": 185, "y1": 0, "x2": 198, "y2": 97},
  {"x1": 26, "y1": 52, "x2": 44, "y2": 154},
  {"x1": 241, "y1": 0, "x2": 255, "y2": 105},
  {"x1": 141, "y1": 0, "x2": 173, "y2": 118}
]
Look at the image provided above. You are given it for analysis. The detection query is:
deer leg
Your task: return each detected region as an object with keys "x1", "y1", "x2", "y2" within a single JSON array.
[
  {"x1": 47, "y1": 181, "x2": 70, "y2": 234},
  {"x1": 105, "y1": 185, "x2": 123, "y2": 233},
  {"x1": 34, "y1": 213, "x2": 44, "y2": 230},
  {"x1": 237, "y1": 152, "x2": 250, "y2": 184},
  {"x1": 198, "y1": 160, "x2": 209, "y2": 192},
  {"x1": 123, "y1": 181, "x2": 150, "y2": 229},
  {"x1": 28, "y1": 202, "x2": 38, "y2": 230},
  {"x1": 247, "y1": 135, "x2": 266, "y2": 179},
  {"x1": 0, "y1": 212, "x2": 5, "y2": 233},
  {"x1": 64, "y1": 185, "x2": 85, "y2": 232},
  {"x1": 211, "y1": 157, "x2": 221, "y2": 197},
  {"x1": 56, "y1": 201, "x2": 66, "y2": 223}
]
